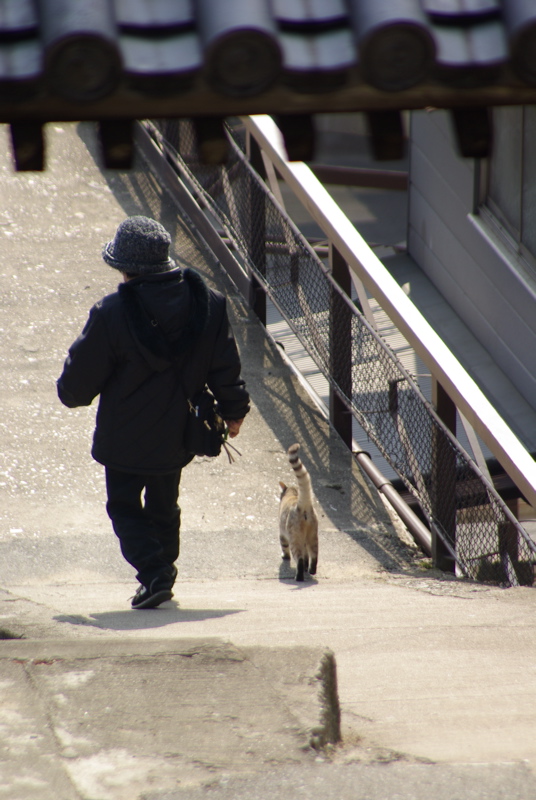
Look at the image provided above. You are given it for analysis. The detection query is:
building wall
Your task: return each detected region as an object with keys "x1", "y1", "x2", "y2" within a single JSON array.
[{"x1": 408, "y1": 109, "x2": 536, "y2": 410}]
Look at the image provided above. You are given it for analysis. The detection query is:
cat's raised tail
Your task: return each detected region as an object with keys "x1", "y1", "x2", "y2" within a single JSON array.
[
  {"x1": 287, "y1": 443, "x2": 315, "y2": 512},
  {"x1": 279, "y1": 443, "x2": 319, "y2": 581}
]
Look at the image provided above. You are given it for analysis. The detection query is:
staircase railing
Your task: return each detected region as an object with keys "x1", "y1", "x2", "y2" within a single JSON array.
[{"x1": 136, "y1": 117, "x2": 536, "y2": 587}]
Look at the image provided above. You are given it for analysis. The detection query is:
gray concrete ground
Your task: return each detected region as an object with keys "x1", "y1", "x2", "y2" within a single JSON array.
[{"x1": 1, "y1": 124, "x2": 536, "y2": 800}]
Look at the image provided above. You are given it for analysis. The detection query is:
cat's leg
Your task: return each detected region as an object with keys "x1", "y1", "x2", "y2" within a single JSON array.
[
  {"x1": 280, "y1": 526, "x2": 291, "y2": 560},
  {"x1": 307, "y1": 526, "x2": 319, "y2": 575},
  {"x1": 289, "y1": 538, "x2": 305, "y2": 581}
]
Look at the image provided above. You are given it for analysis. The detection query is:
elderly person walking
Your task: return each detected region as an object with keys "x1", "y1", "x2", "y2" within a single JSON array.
[{"x1": 57, "y1": 216, "x2": 249, "y2": 609}]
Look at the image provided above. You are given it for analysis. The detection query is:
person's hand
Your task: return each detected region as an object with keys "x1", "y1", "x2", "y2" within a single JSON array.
[{"x1": 225, "y1": 418, "x2": 244, "y2": 438}]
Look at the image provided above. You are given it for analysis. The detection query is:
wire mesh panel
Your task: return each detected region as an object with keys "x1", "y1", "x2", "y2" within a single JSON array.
[{"x1": 149, "y1": 118, "x2": 536, "y2": 586}]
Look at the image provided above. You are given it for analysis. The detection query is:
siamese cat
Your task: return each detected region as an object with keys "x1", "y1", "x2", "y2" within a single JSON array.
[{"x1": 279, "y1": 443, "x2": 319, "y2": 581}]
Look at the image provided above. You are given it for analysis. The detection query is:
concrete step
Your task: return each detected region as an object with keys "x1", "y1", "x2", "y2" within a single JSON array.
[{"x1": 0, "y1": 636, "x2": 337, "y2": 800}]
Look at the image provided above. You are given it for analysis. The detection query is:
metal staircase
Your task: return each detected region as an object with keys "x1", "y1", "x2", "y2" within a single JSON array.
[{"x1": 135, "y1": 116, "x2": 536, "y2": 587}]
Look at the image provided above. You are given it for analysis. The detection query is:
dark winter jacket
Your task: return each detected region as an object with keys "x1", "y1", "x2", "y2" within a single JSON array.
[{"x1": 57, "y1": 268, "x2": 250, "y2": 473}]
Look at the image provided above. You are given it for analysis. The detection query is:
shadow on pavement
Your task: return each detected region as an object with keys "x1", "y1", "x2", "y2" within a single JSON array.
[
  {"x1": 54, "y1": 607, "x2": 242, "y2": 631},
  {"x1": 278, "y1": 560, "x2": 319, "y2": 588}
]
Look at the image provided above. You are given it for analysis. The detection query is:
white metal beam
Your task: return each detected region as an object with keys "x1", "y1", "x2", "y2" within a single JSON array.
[{"x1": 243, "y1": 114, "x2": 536, "y2": 509}]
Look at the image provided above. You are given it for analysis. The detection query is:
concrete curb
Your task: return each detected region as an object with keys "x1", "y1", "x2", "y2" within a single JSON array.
[{"x1": 0, "y1": 637, "x2": 341, "y2": 798}]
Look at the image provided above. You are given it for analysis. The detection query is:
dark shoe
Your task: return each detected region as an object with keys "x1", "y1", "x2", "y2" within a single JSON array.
[{"x1": 131, "y1": 581, "x2": 173, "y2": 610}]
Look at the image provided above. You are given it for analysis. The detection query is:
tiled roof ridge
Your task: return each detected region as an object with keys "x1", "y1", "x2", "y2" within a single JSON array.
[
  {"x1": 0, "y1": 1, "x2": 535, "y2": 170},
  {"x1": 0, "y1": 1, "x2": 534, "y2": 96}
]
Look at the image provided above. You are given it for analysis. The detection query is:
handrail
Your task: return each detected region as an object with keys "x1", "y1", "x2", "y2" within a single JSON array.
[
  {"x1": 241, "y1": 114, "x2": 536, "y2": 510},
  {"x1": 140, "y1": 117, "x2": 536, "y2": 583}
]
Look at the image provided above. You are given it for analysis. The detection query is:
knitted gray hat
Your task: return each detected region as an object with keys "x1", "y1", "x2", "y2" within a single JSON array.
[{"x1": 102, "y1": 216, "x2": 176, "y2": 274}]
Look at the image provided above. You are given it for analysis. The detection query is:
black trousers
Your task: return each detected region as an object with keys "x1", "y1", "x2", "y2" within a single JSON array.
[{"x1": 105, "y1": 467, "x2": 182, "y2": 589}]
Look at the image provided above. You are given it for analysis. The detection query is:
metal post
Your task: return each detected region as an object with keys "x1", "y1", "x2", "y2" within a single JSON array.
[
  {"x1": 498, "y1": 498, "x2": 535, "y2": 586},
  {"x1": 247, "y1": 134, "x2": 267, "y2": 325},
  {"x1": 9, "y1": 123, "x2": 45, "y2": 171},
  {"x1": 431, "y1": 379, "x2": 457, "y2": 572},
  {"x1": 98, "y1": 120, "x2": 133, "y2": 169},
  {"x1": 329, "y1": 245, "x2": 353, "y2": 449}
]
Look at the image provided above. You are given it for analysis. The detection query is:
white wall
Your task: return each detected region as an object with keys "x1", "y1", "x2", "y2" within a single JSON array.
[{"x1": 408, "y1": 109, "x2": 536, "y2": 411}]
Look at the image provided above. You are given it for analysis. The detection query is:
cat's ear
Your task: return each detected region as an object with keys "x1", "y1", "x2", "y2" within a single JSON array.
[{"x1": 279, "y1": 481, "x2": 287, "y2": 491}]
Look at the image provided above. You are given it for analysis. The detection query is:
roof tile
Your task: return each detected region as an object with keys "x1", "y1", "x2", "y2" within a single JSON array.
[
  {"x1": 197, "y1": 0, "x2": 282, "y2": 97},
  {"x1": 349, "y1": 0, "x2": 436, "y2": 91},
  {"x1": 424, "y1": 0, "x2": 500, "y2": 22},
  {"x1": 0, "y1": 1, "x2": 38, "y2": 37},
  {"x1": 120, "y1": 31, "x2": 201, "y2": 94},
  {"x1": 0, "y1": 0, "x2": 535, "y2": 126},
  {"x1": 272, "y1": 0, "x2": 348, "y2": 30},
  {"x1": 114, "y1": 0, "x2": 194, "y2": 33},
  {"x1": 0, "y1": 41, "x2": 43, "y2": 84},
  {"x1": 281, "y1": 29, "x2": 356, "y2": 92},
  {"x1": 433, "y1": 20, "x2": 507, "y2": 86}
]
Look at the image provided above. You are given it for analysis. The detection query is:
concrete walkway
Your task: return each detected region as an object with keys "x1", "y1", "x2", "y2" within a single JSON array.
[{"x1": 1, "y1": 124, "x2": 536, "y2": 800}]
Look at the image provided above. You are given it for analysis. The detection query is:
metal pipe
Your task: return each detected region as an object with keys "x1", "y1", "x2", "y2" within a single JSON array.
[
  {"x1": 352, "y1": 449, "x2": 432, "y2": 556},
  {"x1": 310, "y1": 164, "x2": 408, "y2": 191},
  {"x1": 353, "y1": 449, "x2": 465, "y2": 572}
]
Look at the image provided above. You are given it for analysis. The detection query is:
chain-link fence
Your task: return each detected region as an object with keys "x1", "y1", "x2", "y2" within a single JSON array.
[{"x1": 147, "y1": 118, "x2": 536, "y2": 587}]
